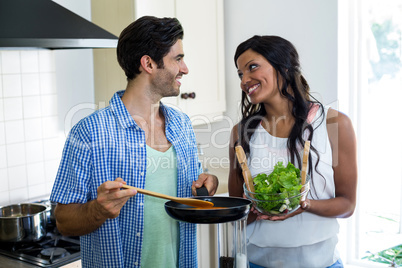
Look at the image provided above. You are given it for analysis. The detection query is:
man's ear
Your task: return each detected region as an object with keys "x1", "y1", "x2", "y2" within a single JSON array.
[{"x1": 140, "y1": 55, "x2": 154, "y2": 74}]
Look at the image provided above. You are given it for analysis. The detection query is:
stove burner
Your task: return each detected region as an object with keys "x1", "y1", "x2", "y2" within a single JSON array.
[
  {"x1": 0, "y1": 232, "x2": 80, "y2": 267},
  {"x1": 39, "y1": 247, "x2": 70, "y2": 260}
]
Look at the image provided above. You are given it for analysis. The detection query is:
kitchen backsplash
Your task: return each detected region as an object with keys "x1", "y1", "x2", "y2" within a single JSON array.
[{"x1": 0, "y1": 50, "x2": 66, "y2": 206}]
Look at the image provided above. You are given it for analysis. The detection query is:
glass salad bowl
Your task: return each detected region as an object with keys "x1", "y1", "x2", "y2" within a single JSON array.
[{"x1": 243, "y1": 174, "x2": 310, "y2": 216}]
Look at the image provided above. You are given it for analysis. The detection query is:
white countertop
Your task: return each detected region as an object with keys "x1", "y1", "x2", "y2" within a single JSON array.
[{"x1": 62, "y1": 260, "x2": 81, "y2": 267}]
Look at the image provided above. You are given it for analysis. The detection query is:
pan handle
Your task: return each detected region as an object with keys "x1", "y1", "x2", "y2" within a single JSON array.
[{"x1": 196, "y1": 186, "x2": 209, "y2": 196}]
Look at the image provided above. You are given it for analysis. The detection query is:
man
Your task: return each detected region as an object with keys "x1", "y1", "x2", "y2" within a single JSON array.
[{"x1": 50, "y1": 16, "x2": 218, "y2": 268}]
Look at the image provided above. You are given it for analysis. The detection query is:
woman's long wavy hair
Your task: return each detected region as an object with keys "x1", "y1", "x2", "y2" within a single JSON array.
[{"x1": 234, "y1": 35, "x2": 325, "y2": 195}]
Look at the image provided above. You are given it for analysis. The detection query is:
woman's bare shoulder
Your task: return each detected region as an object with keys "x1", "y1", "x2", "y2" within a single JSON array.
[
  {"x1": 326, "y1": 108, "x2": 356, "y2": 147},
  {"x1": 326, "y1": 108, "x2": 353, "y2": 127}
]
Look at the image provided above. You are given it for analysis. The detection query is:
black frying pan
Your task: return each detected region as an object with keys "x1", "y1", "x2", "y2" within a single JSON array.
[{"x1": 164, "y1": 188, "x2": 251, "y2": 224}]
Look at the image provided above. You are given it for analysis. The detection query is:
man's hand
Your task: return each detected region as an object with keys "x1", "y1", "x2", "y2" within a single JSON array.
[
  {"x1": 55, "y1": 177, "x2": 137, "y2": 236},
  {"x1": 94, "y1": 177, "x2": 137, "y2": 219},
  {"x1": 192, "y1": 173, "x2": 219, "y2": 196}
]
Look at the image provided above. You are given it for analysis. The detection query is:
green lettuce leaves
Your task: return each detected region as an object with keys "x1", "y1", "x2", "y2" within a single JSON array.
[{"x1": 253, "y1": 162, "x2": 302, "y2": 213}]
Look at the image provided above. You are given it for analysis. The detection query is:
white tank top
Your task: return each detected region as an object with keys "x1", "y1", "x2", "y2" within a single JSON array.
[{"x1": 246, "y1": 105, "x2": 340, "y2": 267}]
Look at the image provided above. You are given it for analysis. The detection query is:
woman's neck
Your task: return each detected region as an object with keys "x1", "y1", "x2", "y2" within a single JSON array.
[{"x1": 262, "y1": 101, "x2": 295, "y2": 138}]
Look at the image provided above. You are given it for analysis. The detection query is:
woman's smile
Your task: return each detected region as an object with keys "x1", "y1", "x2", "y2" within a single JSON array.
[{"x1": 247, "y1": 83, "x2": 260, "y2": 95}]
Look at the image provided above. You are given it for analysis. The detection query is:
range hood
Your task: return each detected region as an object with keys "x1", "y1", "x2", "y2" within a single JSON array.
[{"x1": 0, "y1": 0, "x2": 118, "y2": 49}]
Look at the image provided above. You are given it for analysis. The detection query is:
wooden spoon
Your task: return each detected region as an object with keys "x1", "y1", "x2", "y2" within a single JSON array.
[
  {"x1": 121, "y1": 184, "x2": 214, "y2": 208},
  {"x1": 235, "y1": 145, "x2": 255, "y2": 193},
  {"x1": 300, "y1": 140, "x2": 310, "y2": 200}
]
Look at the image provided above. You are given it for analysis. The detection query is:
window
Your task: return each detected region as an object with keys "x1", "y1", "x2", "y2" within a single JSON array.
[{"x1": 339, "y1": 0, "x2": 402, "y2": 266}]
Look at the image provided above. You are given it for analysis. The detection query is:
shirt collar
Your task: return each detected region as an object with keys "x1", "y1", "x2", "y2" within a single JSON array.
[
  {"x1": 159, "y1": 101, "x2": 171, "y2": 126},
  {"x1": 109, "y1": 90, "x2": 139, "y2": 129},
  {"x1": 109, "y1": 90, "x2": 172, "y2": 129}
]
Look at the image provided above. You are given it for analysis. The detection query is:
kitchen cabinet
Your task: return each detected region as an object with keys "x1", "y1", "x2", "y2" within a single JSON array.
[{"x1": 92, "y1": 0, "x2": 226, "y2": 125}]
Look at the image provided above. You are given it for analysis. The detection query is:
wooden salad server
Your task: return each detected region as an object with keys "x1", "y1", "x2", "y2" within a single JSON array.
[
  {"x1": 300, "y1": 140, "x2": 311, "y2": 200},
  {"x1": 235, "y1": 145, "x2": 255, "y2": 193},
  {"x1": 121, "y1": 185, "x2": 214, "y2": 208}
]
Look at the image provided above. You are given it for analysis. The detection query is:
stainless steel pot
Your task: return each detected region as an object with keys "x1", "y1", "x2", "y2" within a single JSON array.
[
  {"x1": 35, "y1": 200, "x2": 57, "y2": 225},
  {"x1": 0, "y1": 203, "x2": 47, "y2": 243},
  {"x1": 50, "y1": 201, "x2": 56, "y2": 224}
]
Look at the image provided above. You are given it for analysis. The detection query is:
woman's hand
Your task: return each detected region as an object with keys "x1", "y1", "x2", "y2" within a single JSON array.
[{"x1": 252, "y1": 198, "x2": 311, "y2": 221}]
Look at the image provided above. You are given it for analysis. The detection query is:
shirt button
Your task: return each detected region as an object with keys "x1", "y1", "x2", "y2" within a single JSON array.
[
  {"x1": 136, "y1": 232, "x2": 141, "y2": 237},
  {"x1": 140, "y1": 202, "x2": 144, "y2": 206},
  {"x1": 140, "y1": 172, "x2": 144, "y2": 176},
  {"x1": 134, "y1": 261, "x2": 138, "y2": 266},
  {"x1": 139, "y1": 143, "x2": 144, "y2": 147}
]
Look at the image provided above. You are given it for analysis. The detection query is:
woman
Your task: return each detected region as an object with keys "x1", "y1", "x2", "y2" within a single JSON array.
[{"x1": 228, "y1": 35, "x2": 357, "y2": 268}]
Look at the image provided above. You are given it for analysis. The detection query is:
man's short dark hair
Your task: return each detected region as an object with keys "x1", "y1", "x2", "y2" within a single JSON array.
[{"x1": 117, "y1": 16, "x2": 184, "y2": 80}]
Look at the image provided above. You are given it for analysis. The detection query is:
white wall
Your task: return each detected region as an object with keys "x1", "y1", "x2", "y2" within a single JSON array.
[
  {"x1": 53, "y1": 0, "x2": 96, "y2": 130},
  {"x1": 0, "y1": 0, "x2": 95, "y2": 205},
  {"x1": 0, "y1": 50, "x2": 63, "y2": 204},
  {"x1": 194, "y1": 0, "x2": 338, "y2": 167}
]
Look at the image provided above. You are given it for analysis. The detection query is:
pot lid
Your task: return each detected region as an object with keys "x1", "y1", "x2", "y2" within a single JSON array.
[{"x1": 0, "y1": 0, "x2": 118, "y2": 49}]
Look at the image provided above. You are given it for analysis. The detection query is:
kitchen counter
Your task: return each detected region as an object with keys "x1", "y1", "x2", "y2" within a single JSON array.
[
  {"x1": 61, "y1": 260, "x2": 81, "y2": 268},
  {"x1": 0, "y1": 256, "x2": 35, "y2": 268}
]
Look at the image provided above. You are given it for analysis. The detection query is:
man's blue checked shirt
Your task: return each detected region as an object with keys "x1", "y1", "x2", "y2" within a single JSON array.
[{"x1": 50, "y1": 90, "x2": 202, "y2": 267}]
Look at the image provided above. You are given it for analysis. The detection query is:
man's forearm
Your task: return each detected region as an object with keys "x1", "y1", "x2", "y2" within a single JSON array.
[{"x1": 55, "y1": 200, "x2": 108, "y2": 236}]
